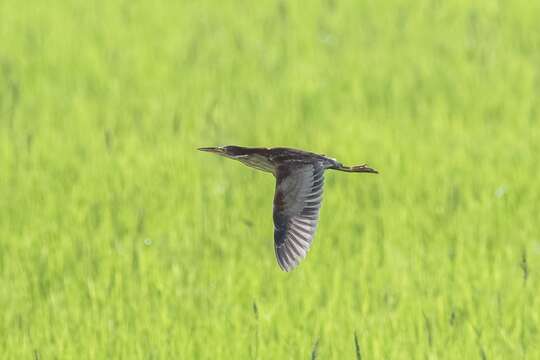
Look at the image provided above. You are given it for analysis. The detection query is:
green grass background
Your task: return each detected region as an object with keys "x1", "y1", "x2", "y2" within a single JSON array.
[{"x1": 1, "y1": 0, "x2": 539, "y2": 358}]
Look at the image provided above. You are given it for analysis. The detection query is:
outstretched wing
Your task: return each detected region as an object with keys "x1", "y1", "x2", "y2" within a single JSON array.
[{"x1": 273, "y1": 163, "x2": 325, "y2": 271}]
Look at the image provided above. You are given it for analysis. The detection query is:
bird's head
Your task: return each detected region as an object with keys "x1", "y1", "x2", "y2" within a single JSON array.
[{"x1": 198, "y1": 145, "x2": 248, "y2": 159}]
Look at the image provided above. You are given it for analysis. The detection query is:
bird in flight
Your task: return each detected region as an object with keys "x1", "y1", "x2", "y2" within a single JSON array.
[{"x1": 198, "y1": 146, "x2": 378, "y2": 272}]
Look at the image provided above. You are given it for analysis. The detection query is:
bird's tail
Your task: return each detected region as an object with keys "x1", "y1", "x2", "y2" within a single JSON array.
[{"x1": 332, "y1": 163, "x2": 378, "y2": 174}]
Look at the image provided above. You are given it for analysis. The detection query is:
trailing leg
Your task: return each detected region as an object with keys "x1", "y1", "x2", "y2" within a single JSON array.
[{"x1": 332, "y1": 163, "x2": 378, "y2": 174}]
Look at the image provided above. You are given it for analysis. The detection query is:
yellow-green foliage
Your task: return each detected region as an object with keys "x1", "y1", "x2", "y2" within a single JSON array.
[{"x1": 1, "y1": 0, "x2": 539, "y2": 358}]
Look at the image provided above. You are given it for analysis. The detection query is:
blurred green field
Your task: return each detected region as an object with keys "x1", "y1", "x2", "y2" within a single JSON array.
[{"x1": 1, "y1": 0, "x2": 539, "y2": 358}]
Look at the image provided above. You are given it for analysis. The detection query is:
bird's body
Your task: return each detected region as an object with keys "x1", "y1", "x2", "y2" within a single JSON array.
[
  {"x1": 230, "y1": 147, "x2": 337, "y2": 173},
  {"x1": 198, "y1": 145, "x2": 378, "y2": 272}
]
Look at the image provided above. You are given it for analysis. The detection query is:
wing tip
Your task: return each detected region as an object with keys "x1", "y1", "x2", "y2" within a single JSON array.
[{"x1": 275, "y1": 243, "x2": 309, "y2": 272}]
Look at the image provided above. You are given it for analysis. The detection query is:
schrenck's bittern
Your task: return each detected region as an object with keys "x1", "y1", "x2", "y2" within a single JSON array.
[{"x1": 198, "y1": 146, "x2": 378, "y2": 272}]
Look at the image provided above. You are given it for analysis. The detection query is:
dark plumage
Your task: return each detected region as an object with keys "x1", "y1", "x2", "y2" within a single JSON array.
[{"x1": 198, "y1": 145, "x2": 378, "y2": 272}]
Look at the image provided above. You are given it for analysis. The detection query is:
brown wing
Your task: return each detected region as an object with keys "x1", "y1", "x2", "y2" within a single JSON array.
[{"x1": 273, "y1": 163, "x2": 325, "y2": 271}]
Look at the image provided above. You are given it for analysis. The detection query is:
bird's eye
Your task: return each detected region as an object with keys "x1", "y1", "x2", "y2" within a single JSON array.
[{"x1": 224, "y1": 146, "x2": 241, "y2": 155}]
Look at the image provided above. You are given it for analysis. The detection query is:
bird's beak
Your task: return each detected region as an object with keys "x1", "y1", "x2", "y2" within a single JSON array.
[{"x1": 198, "y1": 146, "x2": 224, "y2": 154}]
